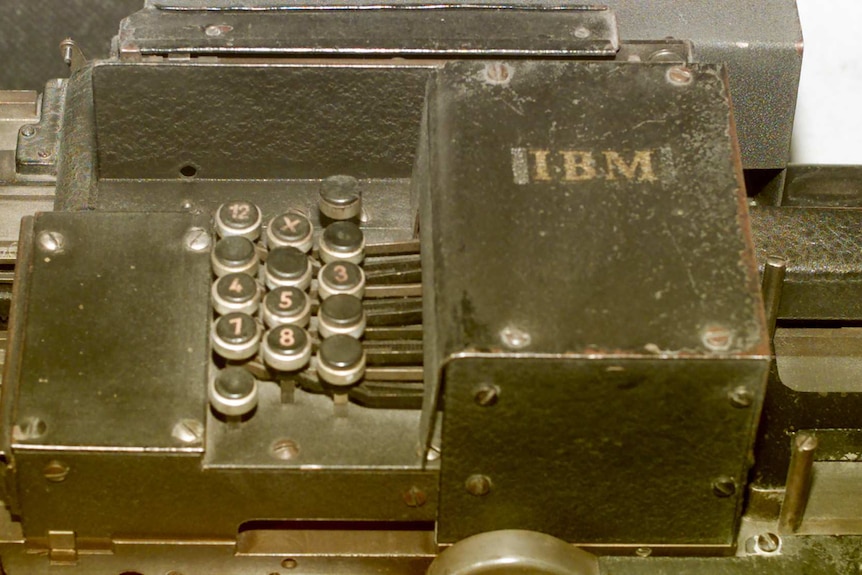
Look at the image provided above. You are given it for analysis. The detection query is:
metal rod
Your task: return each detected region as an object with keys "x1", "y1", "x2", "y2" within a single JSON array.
[
  {"x1": 365, "y1": 366, "x2": 423, "y2": 382},
  {"x1": 364, "y1": 326, "x2": 423, "y2": 340},
  {"x1": 762, "y1": 255, "x2": 787, "y2": 342},
  {"x1": 365, "y1": 283, "x2": 422, "y2": 298},
  {"x1": 365, "y1": 239, "x2": 421, "y2": 257},
  {"x1": 778, "y1": 432, "x2": 818, "y2": 533}
]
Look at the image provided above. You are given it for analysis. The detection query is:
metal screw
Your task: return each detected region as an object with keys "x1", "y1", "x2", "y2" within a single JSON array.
[
  {"x1": 20, "y1": 125, "x2": 35, "y2": 138},
  {"x1": 180, "y1": 200, "x2": 193, "y2": 211},
  {"x1": 172, "y1": 419, "x2": 204, "y2": 444},
  {"x1": 483, "y1": 62, "x2": 513, "y2": 86},
  {"x1": 205, "y1": 24, "x2": 233, "y2": 37},
  {"x1": 426, "y1": 445, "x2": 441, "y2": 462},
  {"x1": 37, "y1": 150, "x2": 51, "y2": 159},
  {"x1": 183, "y1": 227, "x2": 211, "y2": 252},
  {"x1": 281, "y1": 558, "x2": 298, "y2": 569},
  {"x1": 648, "y1": 48, "x2": 685, "y2": 64},
  {"x1": 635, "y1": 547, "x2": 652, "y2": 558},
  {"x1": 271, "y1": 439, "x2": 300, "y2": 461},
  {"x1": 465, "y1": 474, "x2": 492, "y2": 497},
  {"x1": 474, "y1": 384, "x2": 500, "y2": 407},
  {"x1": 403, "y1": 486, "x2": 427, "y2": 508},
  {"x1": 13, "y1": 417, "x2": 47, "y2": 441},
  {"x1": 60, "y1": 38, "x2": 76, "y2": 66},
  {"x1": 573, "y1": 26, "x2": 591, "y2": 39},
  {"x1": 712, "y1": 476, "x2": 736, "y2": 498},
  {"x1": 729, "y1": 385, "x2": 753, "y2": 408},
  {"x1": 702, "y1": 325, "x2": 733, "y2": 352},
  {"x1": 43, "y1": 460, "x2": 70, "y2": 483},
  {"x1": 500, "y1": 325, "x2": 531, "y2": 349},
  {"x1": 667, "y1": 66, "x2": 693, "y2": 86},
  {"x1": 37, "y1": 231, "x2": 65, "y2": 254},
  {"x1": 755, "y1": 532, "x2": 780, "y2": 554}
]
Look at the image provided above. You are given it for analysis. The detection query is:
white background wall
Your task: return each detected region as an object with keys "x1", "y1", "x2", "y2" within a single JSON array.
[{"x1": 792, "y1": 0, "x2": 862, "y2": 164}]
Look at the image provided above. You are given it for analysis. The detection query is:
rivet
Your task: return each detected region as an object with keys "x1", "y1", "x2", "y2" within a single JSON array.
[
  {"x1": 729, "y1": 385, "x2": 753, "y2": 408},
  {"x1": 37, "y1": 231, "x2": 65, "y2": 254},
  {"x1": 281, "y1": 558, "x2": 298, "y2": 569},
  {"x1": 20, "y1": 125, "x2": 35, "y2": 138},
  {"x1": 43, "y1": 460, "x2": 70, "y2": 483},
  {"x1": 667, "y1": 65, "x2": 693, "y2": 86},
  {"x1": 712, "y1": 476, "x2": 736, "y2": 498},
  {"x1": 474, "y1": 384, "x2": 500, "y2": 407},
  {"x1": 500, "y1": 325, "x2": 531, "y2": 349},
  {"x1": 465, "y1": 474, "x2": 492, "y2": 496},
  {"x1": 635, "y1": 547, "x2": 652, "y2": 558},
  {"x1": 184, "y1": 227, "x2": 211, "y2": 252},
  {"x1": 483, "y1": 62, "x2": 513, "y2": 86},
  {"x1": 573, "y1": 26, "x2": 591, "y2": 39},
  {"x1": 172, "y1": 419, "x2": 204, "y2": 444},
  {"x1": 403, "y1": 486, "x2": 427, "y2": 508},
  {"x1": 702, "y1": 325, "x2": 732, "y2": 351},
  {"x1": 271, "y1": 439, "x2": 300, "y2": 461}
]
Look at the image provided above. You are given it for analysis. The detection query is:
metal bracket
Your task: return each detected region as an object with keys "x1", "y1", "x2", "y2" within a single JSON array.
[{"x1": 47, "y1": 530, "x2": 78, "y2": 565}]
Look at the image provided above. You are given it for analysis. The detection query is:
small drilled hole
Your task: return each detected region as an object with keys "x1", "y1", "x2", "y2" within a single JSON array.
[{"x1": 179, "y1": 164, "x2": 198, "y2": 178}]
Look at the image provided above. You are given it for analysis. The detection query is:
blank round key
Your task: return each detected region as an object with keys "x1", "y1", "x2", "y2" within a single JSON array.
[
  {"x1": 211, "y1": 312, "x2": 261, "y2": 361},
  {"x1": 266, "y1": 211, "x2": 314, "y2": 252},
  {"x1": 318, "y1": 261, "x2": 365, "y2": 300},
  {"x1": 319, "y1": 175, "x2": 361, "y2": 221},
  {"x1": 318, "y1": 294, "x2": 366, "y2": 339},
  {"x1": 262, "y1": 325, "x2": 312, "y2": 372},
  {"x1": 261, "y1": 286, "x2": 311, "y2": 329},
  {"x1": 212, "y1": 272, "x2": 260, "y2": 315},
  {"x1": 215, "y1": 200, "x2": 262, "y2": 240},
  {"x1": 317, "y1": 334, "x2": 366, "y2": 387},
  {"x1": 212, "y1": 236, "x2": 259, "y2": 277},
  {"x1": 209, "y1": 366, "x2": 258, "y2": 418},
  {"x1": 265, "y1": 246, "x2": 312, "y2": 291},
  {"x1": 319, "y1": 221, "x2": 365, "y2": 264}
]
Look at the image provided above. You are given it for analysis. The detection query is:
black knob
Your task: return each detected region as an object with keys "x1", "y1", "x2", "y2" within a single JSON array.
[
  {"x1": 266, "y1": 211, "x2": 314, "y2": 252},
  {"x1": 318, "y1": 261, "x2": 365, "y2": 300},
  {"x1": 319, "y1": 175, "x2": 361, "y2": 221},
  {"x1": 262, "y1": 325, "x2": 312, "y2": 372},
  {"x1": 212, "y1": 272, "x2": 260, "y2": 315},
  {"x1": 212, "y1": 236, "x2": 259, "y2": 277},
  {"x1": 319, "y1": 294, "x2": 365, "y2": 338},
  {"x1": 320, "y1": 221, "x2": 365, "y2": 264},
  {"x1": 210, "y1": 366, "x2": 258, "y2": 417},
  {"x1": 212, "y1": 312, "x2": 261, "y2": 360},
  {"x1": 261, "y1": 286, "x2": 311, "y2": 328},
  {"x1": 317, "y1": 334, "x2": 365, "y2": 387},
  {"x1": 265, "y1": 246, "x2": 312, "y2": 290}
]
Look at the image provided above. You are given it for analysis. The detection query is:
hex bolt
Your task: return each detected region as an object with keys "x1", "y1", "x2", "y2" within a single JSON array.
[
  {"x1": 500, "y1": 325, "x2": 531, "y2": 349},
  {"x1": 172, "y1": 419, "x2": 204, "y2": 444},
  {"x1": 43, "y1": 460, "x2": 70, "y2": 483},
  {"x1": 465, "y1": 474, "x2": 492, "y2": 497},
  {"x1": 712, "y1": 476, "x2": 737, "y2": 498},
  {"x1": 184, "y1": 227, "x2": 212, "y2": 252},
  {"x1": 667, "y1": 65, "x2": 693, "y2": 86},
  {"x1": 271, "y1": 439, "x2": 300, "y2": 461},
  {"x1": 20, "y1": 125, "x2": 35, "y2": 138},
  {"x1": 755, "y1": 532, "x2": 780, "y2": 554},
  {"x1": 37, "y1": 231, "x2": 65, "y2": 254},
  {"x1": 729, "y1": 385, "x2": 754, "y2": 408},
  {"x1": 474, "y1": 384, "x2": 500, "y2": 407},
  {"x1": 403, "y1": 486, "x2": 427, "y2": 508}
]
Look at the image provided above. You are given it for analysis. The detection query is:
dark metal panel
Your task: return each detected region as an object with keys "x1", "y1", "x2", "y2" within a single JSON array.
[
  {"x1": 12, "y1": 212, "x2": 211, "y2": 450},
  {"x1": 423, "y1": 61, "x2": 765, "y2": 359},
  {"x1": 438, "y1": 357, "x2": 768, "y2": 546},
  {"x1": 750, "y1": 207, "x2": 862, "y2": 321},
  {"x1": 14, "y1": 452, "x2": 437, "y2": 539},
  {"x1": 90, "y1": 62, "x2": 433, "y2": 180},
  {"x1": 120, "y1": 4, "x2": 619, "y2": 57}
]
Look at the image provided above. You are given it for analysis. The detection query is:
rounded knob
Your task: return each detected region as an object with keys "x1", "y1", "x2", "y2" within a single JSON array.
[
  {"x1": 266, "y1": 211, "x2": 314, "y2": 253},
  {"x1": 318, "y1": 294, "x2": 366, "y2": 339},
  {"x1": 317, "y1": 334, "x2": 365, "y2": 387},
  {"x1": 319, "y1": 221, "x2": 365, "y2": 264},
  {"x1": 211, "y1": 312, "x2": 261, "y2": 361},
  {"x1": 261, "y1": 286, "x2": 311, "y2": 329},
  {"x1": 215, "y1": 200, "x2": 262, "y2": 240},
  {"x1": 212, "y1": 272, "x2": 260, "y2": 316},
  {"x1": 319, "y1": 175, "x2": 361, "y2": 221},
  {"x1": 318, "y1": 261, "x2": 365, "y2": 300},
  {"x1": 211, "y1": 236, "x2": 259, "y2": 277},
  {"x1": 209, "y1": 366, "x2": 258, "y2": 418},
  {"x1": 262, "y1": 324, "x2": 312, "y2": 372},
  {"x1": 264, "y1": 246, "x2": 312, "y2": 290}
]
